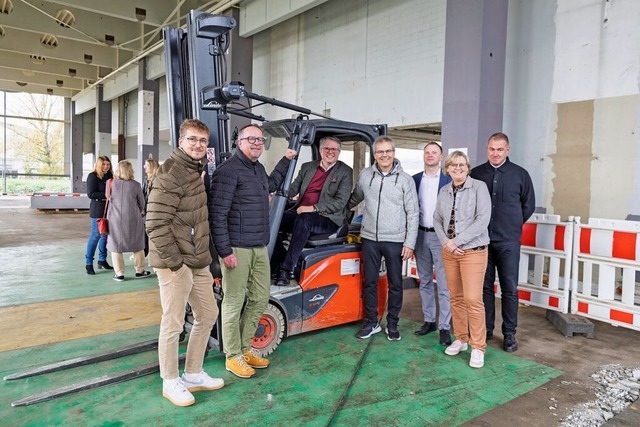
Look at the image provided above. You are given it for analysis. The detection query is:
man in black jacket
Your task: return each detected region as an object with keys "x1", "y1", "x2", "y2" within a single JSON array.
[
  {"x1": 471, "y1": 132, "x2": 535, "y2": 352},
  {"x1": 210, "y1": 124, "x2": 296, "y2": 378}
]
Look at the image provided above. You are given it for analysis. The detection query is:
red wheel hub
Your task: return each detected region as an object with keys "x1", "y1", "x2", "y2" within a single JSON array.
[{"x1": 252, "y1": 315, "x2": 276, "y2": 349}]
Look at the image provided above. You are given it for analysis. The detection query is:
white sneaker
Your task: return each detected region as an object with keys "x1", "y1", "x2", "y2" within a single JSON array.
[
  {"x1": 469, "y1": 349, "x2": 485, "y2": 368},
  {"x1": 444, "y1": 340, "x2": 469, "y2": 356},
  {"x1": 182, "y1": 370, "x2": 224, "y2": 392},
  {"x1": 162, "y1": 377, "x2": 195, "y2": 407}
]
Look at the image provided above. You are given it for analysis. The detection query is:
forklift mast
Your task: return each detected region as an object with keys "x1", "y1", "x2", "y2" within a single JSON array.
[{"x1": 163, "y1": 10, "x2": 235, "y2": 164}]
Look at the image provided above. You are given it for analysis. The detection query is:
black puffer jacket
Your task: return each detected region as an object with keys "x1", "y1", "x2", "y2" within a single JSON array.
[
  {"x1": 210, "y1": 149, "x2": 290, "y2": 258},
  {"x1": 87, "y1": 171, "x2": 113, "y2": 218}
]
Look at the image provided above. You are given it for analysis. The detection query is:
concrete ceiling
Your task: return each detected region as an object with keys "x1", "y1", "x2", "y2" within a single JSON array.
[{"x1": 0, "y1": 0, "x2": 234, "y2": 97}]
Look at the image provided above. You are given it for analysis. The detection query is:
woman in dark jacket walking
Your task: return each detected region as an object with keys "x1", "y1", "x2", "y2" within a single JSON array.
[
  {"x1": 85, "y1": 155, "x2": 113, "y2": 275},
  {"x1": 107, "y1": 160, "x2": 150, "y2": 281}
]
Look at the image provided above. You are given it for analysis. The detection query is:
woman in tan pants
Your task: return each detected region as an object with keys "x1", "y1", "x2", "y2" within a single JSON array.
[{"x1": 433, "y1": 151, "x2": 491, "y2": 368}]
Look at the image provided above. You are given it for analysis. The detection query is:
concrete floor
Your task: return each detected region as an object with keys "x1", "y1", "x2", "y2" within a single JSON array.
[{"x1": 1, "y1": 196, "x2": 638, "y2": 426}]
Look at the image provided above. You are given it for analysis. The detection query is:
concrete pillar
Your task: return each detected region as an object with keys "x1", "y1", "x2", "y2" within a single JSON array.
[
  {"x1": 70, "y1": 101, "x2": 85, "y2": 193},
  {"x1": 95, "y1": 85, "x2": 112, "y2": 159},
  {"x1": 137, "y1": 57, "x2": 159, "y2": 181},
  {"x1": 440, "y1": 0, "x2": 508, "y2": 166}
]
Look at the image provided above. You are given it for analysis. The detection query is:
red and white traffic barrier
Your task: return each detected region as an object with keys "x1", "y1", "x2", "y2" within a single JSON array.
[
  {"x1": 30, "y1": 193, "x2": 89, "y2": 210},
  {"x1": 512, "y1": 214, "x2": 575, "y2": 313},
  {"x1": 571, "y1": 218, "x2": 640, "y2": 331}
]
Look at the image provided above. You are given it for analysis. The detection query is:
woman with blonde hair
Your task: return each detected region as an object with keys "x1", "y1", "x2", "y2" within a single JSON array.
[
  {"x1": 142, "y1": 158, "x2": 160, "y2": 256},
  {"x1": 433, "y1": 151, "x2": 491, "y2": 368},
  {"x1": 142, "y1": 158, "x2": 160, "y2": 208},
  {"x1": 106, "y1": 160, "x2": 151, "y2": 281},
  {"x1": 85, "y1": 155, "x2": 113, "y2": 275}
]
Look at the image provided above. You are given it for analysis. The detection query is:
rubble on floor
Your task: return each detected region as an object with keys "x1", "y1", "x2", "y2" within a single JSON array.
[{"x1": 560, "y1": 364, "x2": 640, "y2": 426}]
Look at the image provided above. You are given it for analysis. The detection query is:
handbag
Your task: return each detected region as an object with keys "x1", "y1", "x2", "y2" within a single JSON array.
[
  {"x1": 97, "y1": 217, "x2": 109, "y2": 235},
  {"x1": 98, "y1": 179, "x2": 113, "y2": 235}
]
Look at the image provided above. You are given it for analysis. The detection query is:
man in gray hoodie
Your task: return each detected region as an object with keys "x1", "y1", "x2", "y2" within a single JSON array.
[{"x1": 348, "y1": 136, "x2": 419, "y2": 341}]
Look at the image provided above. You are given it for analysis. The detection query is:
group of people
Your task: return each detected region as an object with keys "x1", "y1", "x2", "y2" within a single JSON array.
[
  {"x1": 409, "y1": 134, "x2": 535, "y2": 370},
  {"x1": 85, "y1": 156, "x2": 159, "y2": 281},
  {"x1": 128, "y1": 118, "x2": 534, "y2": 407}
]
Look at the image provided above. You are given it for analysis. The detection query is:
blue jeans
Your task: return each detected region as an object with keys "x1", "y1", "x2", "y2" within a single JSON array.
[{"x1": 85, "y1": 217, "x2": 108, "y2": 265}]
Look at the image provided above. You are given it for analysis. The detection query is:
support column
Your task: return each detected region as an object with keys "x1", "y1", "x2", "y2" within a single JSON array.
[
  {"x1": 95, "y1": 85, "x2": 112, "y2": 158},
  {"x1": 138, "y1": 57, "x2": 159, "y2": 181},
  {"x1": 70, "y1": 101, "x2": 85, "y2": 193},
  {"x1": 440, "y1": 0, "x2": 508, "y2": 166}
]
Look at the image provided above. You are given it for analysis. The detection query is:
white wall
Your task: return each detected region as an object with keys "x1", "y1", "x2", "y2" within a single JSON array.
[{"x1": 252, "y1": 0, "x2": 446, "y2": 126}]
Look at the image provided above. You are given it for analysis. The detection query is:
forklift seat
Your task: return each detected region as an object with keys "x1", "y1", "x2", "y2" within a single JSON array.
[{"x1": 305, "y1": 221, "x2": 349, "y2": 248}]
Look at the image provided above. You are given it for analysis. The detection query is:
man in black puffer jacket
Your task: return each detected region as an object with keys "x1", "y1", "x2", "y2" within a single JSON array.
[{"x1": 210, "y1": 124, "x2": 296, "y2": 379}]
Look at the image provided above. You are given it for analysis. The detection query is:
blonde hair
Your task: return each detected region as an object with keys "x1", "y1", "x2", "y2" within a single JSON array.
[
  {"x1": 93, "y1": 156, "x2": 111, "y2": 179},
  {"x1": 145, "y1": 158, "x2": 159, "y2": 181},
  {"x1": 443, "y1": 151, "x2": 471, "y2": 177},
  {"x1": 114, "y1": 160, "x2": 134, "y2": 181}
]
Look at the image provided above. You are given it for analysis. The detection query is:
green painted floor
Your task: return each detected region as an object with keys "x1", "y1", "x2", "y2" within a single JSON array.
[
  {"x1": 0, "y1": 242, "x2": 157, "y2": 308},
  {"x1": 1, "y1": 322, "x2": 560, "y2": 426}
]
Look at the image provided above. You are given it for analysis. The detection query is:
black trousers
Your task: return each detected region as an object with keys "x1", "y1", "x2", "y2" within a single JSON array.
[
  {"x1": 482, "y1": 241, "x2": 521, "y2": 336},
  {"x1": 276, "y1": 210, "x2": 338, "y2": 272},
  {"x1": 361, "y1": 239, "x2": 404, "y2": 327}
]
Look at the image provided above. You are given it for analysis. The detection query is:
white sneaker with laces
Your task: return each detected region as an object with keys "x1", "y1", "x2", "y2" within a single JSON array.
[
  {"x1": 182, "y1": 370, "x2": 225, "y2": 392},
  {"x1": 444, "y1": 340, "x2": 469, "y2": 356},
  {"x1": 162, "y1": 377, "x2": 195, "y2": 407},
  {"x1": 469, "y1": 349, "x2": 485, "y2": 368}
]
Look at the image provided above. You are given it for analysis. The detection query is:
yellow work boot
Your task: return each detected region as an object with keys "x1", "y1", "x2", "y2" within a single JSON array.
[
  {"x1": 225, "y1": 354, "x2": 255, "y2": 379},
  {"x1": 244, "y1": 348, "x2": 270, "y2": 369}
]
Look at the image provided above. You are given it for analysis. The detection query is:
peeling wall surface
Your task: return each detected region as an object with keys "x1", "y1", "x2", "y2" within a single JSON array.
[
  {"x1": 553, "y1": 0, "x2": 640, "y2": 103},
  {"x1": 591, "y1": 95, "x2": 640, "y2": 218}
]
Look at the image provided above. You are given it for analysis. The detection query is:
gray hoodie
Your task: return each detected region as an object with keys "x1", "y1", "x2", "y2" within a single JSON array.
[{"x1": 349, "y1": 159, "x2": 419, "y2": 248}]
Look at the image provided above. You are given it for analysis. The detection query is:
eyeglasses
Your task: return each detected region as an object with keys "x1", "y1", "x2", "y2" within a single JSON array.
[
  {"x1": 184, "y1": 136, "x2": 209, "y2": 146},
  {"x1": 449, "y1": 163, "x2": 467, "y2": 169},
  {"x1": 321, "y1": 147, "x2": 340, "y2": 153},
  {"x1": 239, "y1": 136, "x2": 267, "y2": 145},
  {"x1": 374, "y1": 149, "x2": 394, "y2": 156}
]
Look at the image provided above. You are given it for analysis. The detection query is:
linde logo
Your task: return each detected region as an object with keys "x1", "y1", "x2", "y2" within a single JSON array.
[{"x1": 309, "y1": 294, "x2": 325, "y2": 302}]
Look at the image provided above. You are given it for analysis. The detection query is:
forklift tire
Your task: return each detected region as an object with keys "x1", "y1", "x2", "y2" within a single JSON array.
[{"x1": 252, "y1": 303, "x2": 285, "y2": 357}]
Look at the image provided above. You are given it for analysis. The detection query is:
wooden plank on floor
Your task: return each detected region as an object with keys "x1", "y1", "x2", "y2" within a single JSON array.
[{"x1": 0, "y1": 289, "x2": 161, "y2": 352}]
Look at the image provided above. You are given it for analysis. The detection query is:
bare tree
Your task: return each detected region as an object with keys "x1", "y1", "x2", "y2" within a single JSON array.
[{"x1": 7, "y1": 93, "x2": 64, "y2": 175}]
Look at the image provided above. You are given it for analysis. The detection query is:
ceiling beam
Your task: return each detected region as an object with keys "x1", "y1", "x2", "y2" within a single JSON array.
[
  {"x1": 0, "y1": 80, "x2": 74, "y2": 97},
  {"x1": 40, "y1": 0, "x2": 212, "y2": 26},
  {"x1": 0, "y1": 27, "x2": 133, "y2": 68},
  {"x1": 0, "y1": 51, "x2": 101, "y2": 81},
  {"x1": 0, "y1": 67, "x2": 84, "y2": 90},
  {"x1": 0, "y1": 2, "x2": 148, "y2": 52}
]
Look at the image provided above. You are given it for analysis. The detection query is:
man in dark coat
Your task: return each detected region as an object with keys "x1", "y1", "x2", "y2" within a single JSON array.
[
  {"x1": 147, "y1": 119, "x2": 224, "y2": 407},
  {"x1": 210, "y1": 124, "x2": 296, "y2": 379},
  {"x1": 273, "y1": 136, "x2": 353, "y2": 286},
  {"x1": 470, "y1": 132, "x2": 535, "y2": 353}
]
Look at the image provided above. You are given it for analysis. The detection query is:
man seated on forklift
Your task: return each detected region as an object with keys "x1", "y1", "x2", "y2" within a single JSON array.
[{"x1": 273, "y1": 136, "x2": 353, "y2": 286}]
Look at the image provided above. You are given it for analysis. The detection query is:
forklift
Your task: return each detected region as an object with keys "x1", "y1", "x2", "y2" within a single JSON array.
[{"x1": 6, "y1": 10, "x2": 388, "y2": 406}]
